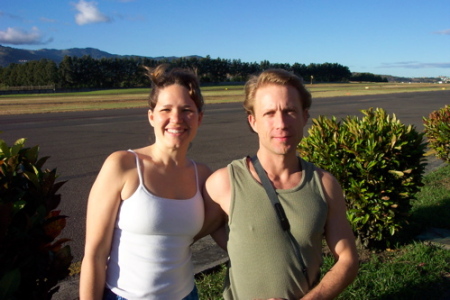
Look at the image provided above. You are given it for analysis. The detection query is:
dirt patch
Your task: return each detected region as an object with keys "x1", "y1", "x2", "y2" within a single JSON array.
[{"x1": 438, "y1": 177, "x2": 450, "y2": 189}]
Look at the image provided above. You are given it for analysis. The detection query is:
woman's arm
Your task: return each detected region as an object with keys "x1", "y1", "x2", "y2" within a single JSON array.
[{"x1": 79, "y1": 151, "x2": 132, "y2": 300}]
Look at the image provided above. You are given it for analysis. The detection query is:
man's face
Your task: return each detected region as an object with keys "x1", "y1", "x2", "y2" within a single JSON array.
[{"x1": 248, "y1": 84, "x2": 309, "y2": 156}]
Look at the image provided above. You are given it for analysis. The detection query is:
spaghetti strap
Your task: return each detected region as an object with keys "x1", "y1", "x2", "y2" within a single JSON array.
[
  {"x1": 128, "y1": 150, "x2": 143, "y2": 186},
  {"x1": 190, "y1": 160, "x2": 199, "y2": 192},
  {"x1": 126, "y1": 151, "x2": 198, "y2": 195}
]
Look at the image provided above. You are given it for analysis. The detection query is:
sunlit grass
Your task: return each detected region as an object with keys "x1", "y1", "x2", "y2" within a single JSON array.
[
  {"x1": 334, "y1": 242, "x2": 450, "y2": 299},
  {"x1": 0, "y1": 83, "x2": 447, "y2": 115},
  {"x1": 195, "y1": 266, "x2": 228, "y2": 300}
]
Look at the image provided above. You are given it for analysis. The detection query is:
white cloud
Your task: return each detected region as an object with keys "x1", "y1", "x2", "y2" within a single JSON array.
[
  {"x1": 434, "y1": 29, "x2": 450, "y2": 35},
  {"x1": 0, "y1": 27, "x2": 53, "y2": 45},
  {"x1": 74, "y1": 0, "x2": 111, "y2": 25}
]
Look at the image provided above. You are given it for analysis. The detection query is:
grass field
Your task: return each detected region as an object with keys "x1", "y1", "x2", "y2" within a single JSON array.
[{"x1": 0, "y1": 82, "x2": 447, "y2": 115}]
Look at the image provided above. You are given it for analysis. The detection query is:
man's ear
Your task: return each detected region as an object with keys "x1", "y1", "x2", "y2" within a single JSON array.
[
  {"x1": 248, "y1": 114, "x2": 257, "y2": 133},
  {"x1": 303, "y1": 109, "x2": 310, "y2": 126},
  {"x1": 148, "y1": 109, "x2": 154, "y2": 127}
]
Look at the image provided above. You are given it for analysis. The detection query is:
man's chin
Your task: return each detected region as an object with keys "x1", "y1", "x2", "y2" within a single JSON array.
[{"x1": 273, "y1": 146, "x2": 296, "y2": 156}]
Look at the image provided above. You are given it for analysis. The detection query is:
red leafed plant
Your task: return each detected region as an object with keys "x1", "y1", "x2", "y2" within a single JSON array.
[{"x1": 0, "y1": 137, "x2": 73, "y2": 300}]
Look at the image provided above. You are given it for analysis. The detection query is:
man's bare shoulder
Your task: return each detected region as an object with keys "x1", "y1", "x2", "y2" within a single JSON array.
[
  {"x1": 314, "y1": 166, "x2": 340, "y2": 186},
  {"x1": 312, "y1": 166, "x2": 346, "y2": 205},
  {"x1": 207, "y1": 166, "x2": 230, "y2": 188},
  {"x1": 205, "y1": 166, "x2": 231, "y2": 210}
]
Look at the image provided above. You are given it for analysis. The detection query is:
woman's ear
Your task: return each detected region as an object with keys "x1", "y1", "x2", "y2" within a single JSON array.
[
  {"x1": 198, "y1": 111, "x2": 204, "y2": 126},
  {"x1": 148, "y1": 109, "x2": 154, "y2": 127}
]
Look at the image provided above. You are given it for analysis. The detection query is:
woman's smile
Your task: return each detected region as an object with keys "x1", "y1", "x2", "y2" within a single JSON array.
[{"x1": 166, "y1": 127, "x2": 187, "y2": 135}]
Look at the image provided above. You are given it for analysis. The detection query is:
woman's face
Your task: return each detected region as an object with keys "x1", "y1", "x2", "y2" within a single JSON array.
[{"x1": 148, "y1": 84, "x2": 203, "y2": 150}]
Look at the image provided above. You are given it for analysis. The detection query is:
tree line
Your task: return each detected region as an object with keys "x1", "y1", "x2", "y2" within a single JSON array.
[
  {"x1": 350, "y1": 72, "x2": 388, "y2": 83},
  {"x1": 0, "y1": 55, "x2": 387, "y2": 90}
]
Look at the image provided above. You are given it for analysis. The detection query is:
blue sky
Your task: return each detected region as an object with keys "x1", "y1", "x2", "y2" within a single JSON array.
[{"x1": 1, "y1": 0, "x2": 449, "y2": 78}]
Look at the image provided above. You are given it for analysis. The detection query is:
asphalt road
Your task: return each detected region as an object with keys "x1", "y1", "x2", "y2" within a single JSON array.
[{"x1": 1, "y1": 90, "x2": 449, "y2": 265}]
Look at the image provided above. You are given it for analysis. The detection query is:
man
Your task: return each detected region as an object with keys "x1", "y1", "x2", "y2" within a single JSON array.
[{"x1": 202, "y1": 69, "x2": 359, "y2": 300}]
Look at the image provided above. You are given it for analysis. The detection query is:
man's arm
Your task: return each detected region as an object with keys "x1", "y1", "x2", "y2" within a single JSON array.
[
  {"x1": 194, "y1": 167, "x2": 230, "y2": 250},
  {"x1": 302, "y1": 169, "x2": 359, "y2": 300}
]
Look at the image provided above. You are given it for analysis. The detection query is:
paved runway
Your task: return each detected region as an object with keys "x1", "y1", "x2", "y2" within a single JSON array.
[{"x1": 1, "y1": 90, "x2": 449, "y2": 283}]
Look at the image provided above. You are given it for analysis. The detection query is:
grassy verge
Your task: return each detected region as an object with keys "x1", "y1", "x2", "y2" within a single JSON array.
[
  {"x1": 0, "y1": 83, "x2": 447, "y2": 115},
  {"x1": 195, "y1": 165, "x2": 450, "y2": 300}
]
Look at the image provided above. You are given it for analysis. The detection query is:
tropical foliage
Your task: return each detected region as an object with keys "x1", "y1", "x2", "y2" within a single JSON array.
[
  {"x1": 0, "y1": 138, "x2": 72, "y2": 300},
  {"x1": 298, "y1": 108, "x2": 427, "y2": 248},
  {"x1": 423, "y1": 105, "x2": 450, "y2": 164}
]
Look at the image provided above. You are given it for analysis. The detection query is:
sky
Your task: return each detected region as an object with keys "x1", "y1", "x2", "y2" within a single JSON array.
[{"x1": 1, "y1": 0, "x2": 449, "y2": 78}]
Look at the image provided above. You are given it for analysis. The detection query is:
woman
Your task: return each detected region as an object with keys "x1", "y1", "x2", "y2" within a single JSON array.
[{"x1": 79, "y1": 64, "x2": 211, "y2": 300}]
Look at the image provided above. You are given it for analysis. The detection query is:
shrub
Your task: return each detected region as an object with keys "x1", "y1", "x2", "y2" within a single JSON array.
[
  {"x1": 423, "y1": 105, "x2": 450, "y2": 164},
  {"x1": 0, "y1": 138, "x2": 72, "y2": 300},
  {"x1": 298, "y1": 108, "x2": 427, "y2": 248}
]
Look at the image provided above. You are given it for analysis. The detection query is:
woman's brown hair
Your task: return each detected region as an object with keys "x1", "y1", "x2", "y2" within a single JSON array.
[{"x1": 144, "y1": 64, "x2": 204, "y2": 112}]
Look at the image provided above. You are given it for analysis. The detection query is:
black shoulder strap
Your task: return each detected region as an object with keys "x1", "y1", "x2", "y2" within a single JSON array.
[
  {"x1": 250, "y1": 155, "x2": 290, "y2": 231},
  {"x1": 250, "y1": 155, "x2": 310, "y2": 286}
]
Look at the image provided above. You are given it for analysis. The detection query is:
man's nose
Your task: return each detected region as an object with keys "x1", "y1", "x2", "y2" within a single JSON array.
[{"x1": 274, "y1": 111, "x2": 288, "y2": 128}]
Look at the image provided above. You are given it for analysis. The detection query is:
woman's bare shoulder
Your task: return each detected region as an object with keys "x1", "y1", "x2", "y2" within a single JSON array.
[
  {"x1": 193, "y1": 161, "x2": 213, "y2": 183},
  {"x1": 100, "y1": 150, "x2": 137, "y2": 173},
  {"x1": 194, "y1": 161, "x2": 212, "y2": 173}
]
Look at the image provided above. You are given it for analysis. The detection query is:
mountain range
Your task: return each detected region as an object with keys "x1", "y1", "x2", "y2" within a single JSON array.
[
  {"x1": 0, "y1": 45, "x2": 192, "y2": 67},
  {"x1": 0, "y1": 45, "x2": 443, "y2": 82}
]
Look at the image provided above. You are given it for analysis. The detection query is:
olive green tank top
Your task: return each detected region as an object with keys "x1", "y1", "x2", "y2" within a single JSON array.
[{"x1": 224, "y1": 157, "x2": 328, "y2": 300}]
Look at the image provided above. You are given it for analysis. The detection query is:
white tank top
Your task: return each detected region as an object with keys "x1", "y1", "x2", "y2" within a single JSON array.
[{"x1": 105, "y1": 150, "x2": 204, "y2": 299}]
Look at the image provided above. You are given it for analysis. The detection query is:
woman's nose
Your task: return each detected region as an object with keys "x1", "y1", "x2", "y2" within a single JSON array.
[{"x1": 170, "y1": 110, "x2": 183, "y2": 122}]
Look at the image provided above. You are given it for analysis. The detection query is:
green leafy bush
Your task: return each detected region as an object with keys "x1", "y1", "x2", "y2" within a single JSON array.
[
  {"x1": 298, "y1": 108, "x2": 427, "y2": 248},
  {"x1": 0, "y1": 138, "x2": 72, "y2": 300},
  {"x1": 423, "y1": 105, "x2": 450, "y2": 164}
]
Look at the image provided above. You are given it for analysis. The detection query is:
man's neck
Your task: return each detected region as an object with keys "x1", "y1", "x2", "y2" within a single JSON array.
[{"x1": 253, "y1": 151, "x2": 302, "y2": 189}]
